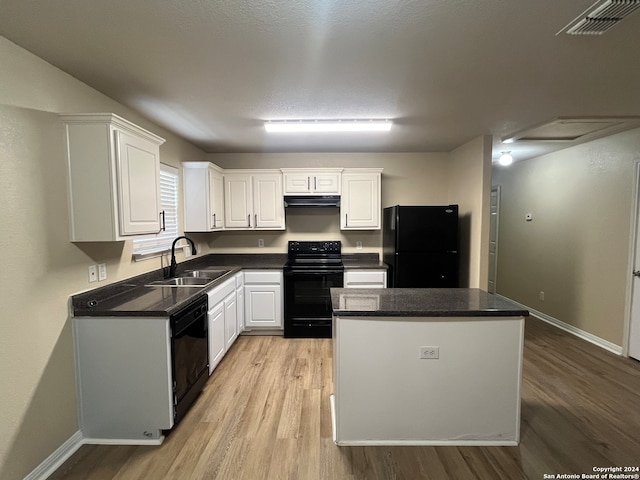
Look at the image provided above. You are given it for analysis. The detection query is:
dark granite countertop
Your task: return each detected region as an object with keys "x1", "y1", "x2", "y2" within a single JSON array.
[
  {"x1": 72, "y1": 252, "x2": 389, "y2": 318},
  {"x1": 331, "y1": 288, "x2": 529, "y2": 317},
  {"x1": 342, "y1": 253, "x2": 388, "y2": 269},
  {"x1": 72, "y1": 253, "x2": 288, "y2": 318}
]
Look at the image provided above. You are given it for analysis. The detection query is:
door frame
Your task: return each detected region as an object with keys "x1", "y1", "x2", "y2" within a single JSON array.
[
  {"x1": 488, "y1": 186, "x2": 501, "y2": 294},
  {"x1": 624, "y1": 159, "x2": 640, "y2": 358}
]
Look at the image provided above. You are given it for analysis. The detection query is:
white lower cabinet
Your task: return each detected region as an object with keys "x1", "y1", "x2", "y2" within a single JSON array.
[
  {"x1": 344, "y1": 269, "x2": 387, "y2": 288},
  {"x1": 207, "y1": 302, "x2": 226, "y2": 374},
  {"x1": 235, "y1": 272, "x2": 245, "y2": 334},
  {"x1": 207, "y1": 277, "x2": 237, "y2": 374},
  {"x1": 224, "y1": 291, "x2": 238, "y2": 349},
  {"x1": 244, "y1": 270, "x2": 283, "y2": 331}
]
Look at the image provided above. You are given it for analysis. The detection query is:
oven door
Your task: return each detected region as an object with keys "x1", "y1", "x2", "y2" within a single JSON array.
[{"x1": 284, "y1": 268, "x2": 343, "y2": 338}]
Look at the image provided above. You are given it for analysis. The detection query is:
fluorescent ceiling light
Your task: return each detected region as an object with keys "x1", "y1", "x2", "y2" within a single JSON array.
[{"x1": 264, "y1": 119, "x2": 392, "y2": 133}]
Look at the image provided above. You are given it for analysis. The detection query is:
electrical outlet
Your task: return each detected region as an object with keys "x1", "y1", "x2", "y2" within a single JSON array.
[
  {"x1": 258, "y1": 238, "x2": 264, "y2": 248},
  {"x1": 419, "y1": 346, "x2": 439, "y2": 359},
  {"x1": 88, "y1": 265, "x2": 97, "y2": 283},
  {"x1": 98, "y1": 263, "x2": 107, "y2": 281},
  {"x1": 539, "y1": 291, "x2": 545, "y2": 301},
  {"x1": 356, "y1": 241, "x2": 363, "y2": 250}
]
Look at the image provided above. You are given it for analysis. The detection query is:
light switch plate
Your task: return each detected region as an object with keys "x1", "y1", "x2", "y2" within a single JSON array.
[{"x1": 98, "y1": 263, "x2": 107, "y2": 281}]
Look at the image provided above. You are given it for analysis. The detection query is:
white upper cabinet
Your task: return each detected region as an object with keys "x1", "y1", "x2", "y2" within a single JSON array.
[
  {"x1": 340, "y1": 169, "x2": 383, "y2": 230},
  {"x1": 224, "y1": 171, "x2": 285, "y2": 230},
  {"x1": 282, "y1": 169, "x2": 342, "y2": 195},
  {"x1": 183, "y1": 162, "x2": 224, "y2": 232},
  {"x1": 60, "y1": 113, "x2": 165, "y2": 241}
]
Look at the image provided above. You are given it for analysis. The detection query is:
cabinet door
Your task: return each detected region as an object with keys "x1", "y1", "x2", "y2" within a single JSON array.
[
  {"x1": 236, "y1": 286, "x2": 245, "y2": 333},
  {"x1": 115, "y1": 130, "x2": 161, "y2": 235},
  {"x1": 313, "y1": 173, "x2": 341, "y2": 194},
  {"x1": 284, "y1": 173, "x2": 312, "y2": 194},
  {"x1": 208, "y1": 302, "x2": 226, "y2": 374},
  {"x1": 209, "y1": 167, "x2": 224, "y2": 229},
  {"x1": 224, "y1": 174, "x2": 252, "y2": 228},
  {"x1": 253, "y1": 174, "x2": 285, "y2": 229},
  {"x1": 224, "y1": 292, "x2": 238, "y2": 349},
  {"x1": 244, "y1": 285, "x2": 282, "y2": 328},
  {"x1": 341, "y1": 173, "x2": 381, "y2": 230},
  {"x1": 283, "y1": 171, "x2": 341, "y2": 194}
]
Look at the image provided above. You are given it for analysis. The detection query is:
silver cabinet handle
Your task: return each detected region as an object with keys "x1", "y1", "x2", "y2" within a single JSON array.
[
  {"x1": 345, "y1": 213, "x2": 348, "y2": 227},
  {"x1": 307, "y1": 176, "x2": 310, "y2": 191},
  {"x1": 248, "y1": 214, "x2": 251, "y2": 227},
  {"x1": 254, "y1": 214, "x2": 258, "y2": 228},
  {"x1": 211, "y1": 213, "x2": 216, "y2": 230},
  {"x1": 314, "y1": 176, "x2": 317, "y2": 190}
]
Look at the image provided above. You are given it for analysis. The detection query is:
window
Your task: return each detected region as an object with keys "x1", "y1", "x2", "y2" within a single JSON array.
[{"x1": 132, "y1": 164, "x2": 179, "y2": 258}]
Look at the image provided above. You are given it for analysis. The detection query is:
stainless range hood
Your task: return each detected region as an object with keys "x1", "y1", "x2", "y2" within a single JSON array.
[{"x1": 284, "y1": 195, "x2": 341, "y2": 208}]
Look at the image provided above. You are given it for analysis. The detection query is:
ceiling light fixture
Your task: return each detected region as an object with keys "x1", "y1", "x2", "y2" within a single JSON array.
[
  {"x1": 264, "y1": 119, "x2": 392, "y2": 133},
  {"x1": 498, "y1": 152, "x2": 513, "y2": 166}
]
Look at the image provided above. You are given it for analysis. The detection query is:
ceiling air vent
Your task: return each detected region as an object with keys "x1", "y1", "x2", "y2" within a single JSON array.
[{"x1": 559, "y1": 0, "x2": 640, "y2": 35}]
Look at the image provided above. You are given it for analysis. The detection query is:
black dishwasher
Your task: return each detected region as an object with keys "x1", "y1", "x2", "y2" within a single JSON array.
[{"x1": 170, "y1": 295, "x2": 209, "y2": 424}]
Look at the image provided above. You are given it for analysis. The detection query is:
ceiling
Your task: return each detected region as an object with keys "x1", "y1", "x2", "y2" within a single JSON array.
[{"x1": 2, "y1": 0, "x2": 640, "y2": 163}]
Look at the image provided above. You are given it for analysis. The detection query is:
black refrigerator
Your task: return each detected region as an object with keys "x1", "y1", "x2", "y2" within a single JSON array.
[{"x1": 383, "y1": 205, "x2": 459, "y2": 288}]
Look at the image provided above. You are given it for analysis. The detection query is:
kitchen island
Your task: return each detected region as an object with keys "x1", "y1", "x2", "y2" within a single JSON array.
[{"x1": 330, "y1": 288, "x2": 529, "y2": 446}]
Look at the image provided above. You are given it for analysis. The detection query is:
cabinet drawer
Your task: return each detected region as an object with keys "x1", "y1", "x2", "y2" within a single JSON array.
[
  {"x1": 344, "y1": 270, "x2": 387, "y2": 288},
  {"x1": 207, "y1": 278, "x2": 235, "y2": 305},
  {"x1": 243, "y1": 270, "x2": 282, "y2": 284},
  {"x1": 235, "y1": 271, "x2": 244, "y2": 289}
]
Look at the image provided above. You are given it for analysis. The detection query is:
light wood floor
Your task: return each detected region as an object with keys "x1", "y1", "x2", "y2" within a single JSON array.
[{"x1": 50, "y1": 317, "x2": 640, "y2": 479}]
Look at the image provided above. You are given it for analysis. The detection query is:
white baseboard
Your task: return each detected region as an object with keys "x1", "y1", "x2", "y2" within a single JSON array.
[
  {"x1": 497, "y1": 294, "x2": 623, "y2": 355},
  {"x1": 24, "y1": 430, "x2": 83, "y2": 480}
]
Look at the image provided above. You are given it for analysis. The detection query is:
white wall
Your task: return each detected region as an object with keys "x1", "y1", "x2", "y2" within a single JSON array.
[{"x1": 0, "y1": 36, "x2": 206, "y2": 480}]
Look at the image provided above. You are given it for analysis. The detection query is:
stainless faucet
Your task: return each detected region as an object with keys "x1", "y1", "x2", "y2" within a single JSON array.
[{"x1": 167, "y1": 236, "x2": 197, "y2": 278}]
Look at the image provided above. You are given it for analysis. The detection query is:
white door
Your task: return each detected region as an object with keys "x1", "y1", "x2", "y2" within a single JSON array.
[
  {"x1": 245, "y1": 285, "x2": 282, "y2": 328},
  {"x1": 341, "y1": 173, "x2": 380, "y2": 229},
  {"x1": 208, "y1": 302, "x2": 226, "y2": 374},
  {"x1": 488, "y1": 186, "x2": 500, "y2": 294},
  {"x1": 115, "y1": 130, "x2": 161, "y2": 235},
  {"x1": 253, "y1": 174, "x2": 285, "y2": 229},
  {"x1": 224, "y1": 174, "x2": 252, "y2": 228},
  {"x1": 629, "y1": 167, "x2": 640, "y2": 360},
  {"x1": 313, "y1": 173, "x2": 341, "y2": 194},
  {"x1": 209, "y1": 167, "x2": 224, "y2": 229},
  {"x1": 224, "y1": 292, "x2": 238, "y2": 349}
]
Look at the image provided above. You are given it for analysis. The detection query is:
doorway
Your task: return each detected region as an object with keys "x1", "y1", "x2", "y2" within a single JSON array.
[
  {"x1": 628, "y1": 164, "x2": 640, "y2": 360},
  {"x1": 488, "y1": 186, "x2": 500, "y2": 294}
]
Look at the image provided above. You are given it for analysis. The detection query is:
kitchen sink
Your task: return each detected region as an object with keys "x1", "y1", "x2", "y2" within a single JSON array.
[
  {"x1": 148, "y1": 277, "x2": 213, "y2": 287},
  {"x1": 184, "y1": 269, "x2": 230, "y2": 280},
  {"x1": 146, "y1": 269, "x2": 230, "y2": 287}
]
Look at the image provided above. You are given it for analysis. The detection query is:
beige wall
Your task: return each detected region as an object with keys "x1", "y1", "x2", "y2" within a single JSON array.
[
  {"x1": 492, "y1": 128, "x2": 640, "y2": 346},
  {"x1": 0, "y1": 36, "x2": 206, "y2": 480},
  {"x1": 448, "y1": 136, "x2": 492, "y2": 288}
]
